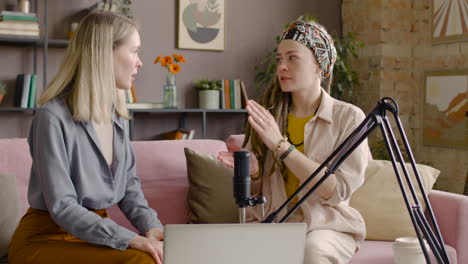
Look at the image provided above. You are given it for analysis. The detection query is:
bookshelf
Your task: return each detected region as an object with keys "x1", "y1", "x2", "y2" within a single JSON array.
[
  {"x1": 129, "y1": 108, "x2": 247, "y2": 140},
  {"x1": 0, "y1": 0, "x2": 69, "y2": 112}
]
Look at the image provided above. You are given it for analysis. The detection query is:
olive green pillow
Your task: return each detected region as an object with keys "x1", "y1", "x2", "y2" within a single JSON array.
[
  {"x1": 349, "y1": 160, "x2": 440, "y2": 241},
  {"x1": 184, "y1": 148, "x2": 238, "y2": 223}
]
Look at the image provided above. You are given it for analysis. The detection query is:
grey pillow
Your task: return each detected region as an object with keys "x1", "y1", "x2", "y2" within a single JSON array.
[
  {"x1": 184, "y1": 148, "x2": 239, "y2": 223},
  {"x1": 0, "y1": 174, "x2": 20, "y2": 262}
]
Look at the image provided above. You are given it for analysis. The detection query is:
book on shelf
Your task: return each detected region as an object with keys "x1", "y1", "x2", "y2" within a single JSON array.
[
  {"x1": 0, "y1": 20, "x2": 39, "y2": 31},
  {"x1": 19, "y1": 74, "x2": 31, "y2": 108},
  {"x1": 0, "y1": 15, "x2": 38, "y2": 22},
  {"x1": 162, "y1": 129, "x2": 195, "y2": 140},
  {"x1": 229, "y1": 79, "x2": 235, "y2": 109},
  {"x1": 220, "y1": 81, "x2": 225, "y2": 109},
  {"x1": 162, "y1": 130, "x2": 184, "y2": 140},
  {"x1": 0, "y1": 28, "x2": 39, "y2": 37},
  {"x1": 127, "y1": 102, "x2": 164, "y2": 109},
  {"x1": 13, "y1": 73, "x2": 37, "y2": 108},
  {"x1": 218, "y1": 79, "x2": 248, "y2": 109},
  {"x1": 27, "y1": 74, "x2": 37, "y2": 108},
  {"x1": 240, "y1": 80, "x2": 248, "y2": 108},
  {"x1": 0, "y1": 11, "x2": 37, "y2": 17},
  {"x1": 223, "y1": 79, "x2": 230, "y2": 109}
]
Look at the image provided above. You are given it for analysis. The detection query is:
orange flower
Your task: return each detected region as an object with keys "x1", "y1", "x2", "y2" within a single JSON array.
[
  {"x1": 169, "y1": 63, "x2": 181, "y2": 74},
  {"x1": 161, "y1": 56, "x2": 173, "y2": 67},
  {"x1": 172, "y1": 54, "x2": 180, "y2": 61},
  {"x1": 177, "y1": 54, "x2": 186, "y2": 63},
  {"x1": 154, "y1": 55, "x2": 162, "y2": 64}
]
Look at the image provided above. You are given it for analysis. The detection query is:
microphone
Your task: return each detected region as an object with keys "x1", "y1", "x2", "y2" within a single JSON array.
[{"x1": 233, "y1": 151, "x2": 250, "y2": 223}]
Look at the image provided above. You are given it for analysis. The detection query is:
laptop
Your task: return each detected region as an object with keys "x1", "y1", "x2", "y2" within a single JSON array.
[{"x1": 163, "y1": 223, "x2": 306, "y2": 264}]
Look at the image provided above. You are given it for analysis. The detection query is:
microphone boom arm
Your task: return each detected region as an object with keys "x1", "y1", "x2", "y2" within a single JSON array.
[{"x1": 261, "y1": 97, "x2": 450, "y2": 264}]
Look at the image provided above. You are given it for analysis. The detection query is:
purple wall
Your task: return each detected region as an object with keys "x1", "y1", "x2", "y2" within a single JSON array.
[{"x1": 0, "y1": 0, "x2": 342, "y2": 140}]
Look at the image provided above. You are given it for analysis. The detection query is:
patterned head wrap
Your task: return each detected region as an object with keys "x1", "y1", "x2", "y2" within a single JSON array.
[{"x1": 280, "y1": 20, "x2": 337, "y2": 79}]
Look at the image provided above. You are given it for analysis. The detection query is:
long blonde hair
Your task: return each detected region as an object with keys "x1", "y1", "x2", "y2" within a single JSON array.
[{"x1": 39, "y1": 10, "x2": 137, "y2": 123}]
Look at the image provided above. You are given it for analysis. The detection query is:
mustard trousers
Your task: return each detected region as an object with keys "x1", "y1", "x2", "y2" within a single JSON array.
[{"x1": 8, "y1": 208, "x2": 155, "y2": 264}]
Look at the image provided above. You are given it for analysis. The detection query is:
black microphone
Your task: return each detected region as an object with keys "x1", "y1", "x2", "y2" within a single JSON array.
[{"x1": 233, "y1": 151, "x2": 251, "y2": 209}]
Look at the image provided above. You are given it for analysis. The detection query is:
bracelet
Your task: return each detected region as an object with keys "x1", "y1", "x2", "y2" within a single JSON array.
[
  {"x1": 275, "y1": 136, "x2": 288, "y2": 153},
  {"x1": 279, "y1": 144, "x2": 295, "y2": 161}
]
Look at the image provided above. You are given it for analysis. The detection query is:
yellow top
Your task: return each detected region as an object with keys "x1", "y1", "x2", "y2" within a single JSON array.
[{"x1": 284, "y1": 113, "x2": 314, "y2": 203}]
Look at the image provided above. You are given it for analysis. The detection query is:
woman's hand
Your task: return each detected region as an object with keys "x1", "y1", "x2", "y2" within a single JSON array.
[
  {"x1": 146, "y1": 227, "x2": 164, "y2": 241},
  {"x1": 217, "y1": 144, "x2": 259, "y2": 175},
  {"x1": 129, "y1": 233, "x2": 164, "y2": 264},
  {"x1": 246, "y1": 100, "x2": 284, "y2": 151}
]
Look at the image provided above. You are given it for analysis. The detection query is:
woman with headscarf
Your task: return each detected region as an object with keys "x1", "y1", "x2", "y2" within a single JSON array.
[{"x1": 219, "y1": 20, "x2": 371, "y2": 263}]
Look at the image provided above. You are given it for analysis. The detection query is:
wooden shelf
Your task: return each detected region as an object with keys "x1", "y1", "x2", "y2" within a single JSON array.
[
  {"x1": 128, "y1": 108, "x2": 247, "y2": 113},
  {"x1": 0, "y1": 36, "x2": 69, "y2": 48},
  {"x1": 0, "y1": 107, "x2": 35, "y2": 112},
  {"x1": 0, "y1": 35, "x2": 40, "y2": 46},
  {"x1": 129, "y1": 109, "x2": 247, "y2": 140},
  {"x1": 39, "y1": 39, "x2": 69, "y2": 48}
]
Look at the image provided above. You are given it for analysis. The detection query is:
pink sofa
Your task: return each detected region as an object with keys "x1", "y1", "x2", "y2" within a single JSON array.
[{"x1": 1, "y1": 138, "x2": 466, "y2": 263}]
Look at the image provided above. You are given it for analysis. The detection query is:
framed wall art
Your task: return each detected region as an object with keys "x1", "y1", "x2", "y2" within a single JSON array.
[
  {"x1": 432, "y1": 0, "x2": 468, "y2": 43},
  {"x1": 423, "y1": 70, "x2": 468, "y2": 148},
  {"x1": 178, "y1": 0, "x2": 226, "y2": 51}
]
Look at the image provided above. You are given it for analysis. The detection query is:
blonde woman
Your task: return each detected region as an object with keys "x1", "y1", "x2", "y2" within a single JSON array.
[
  {"x1": 8, "y1": 11, "x2": 163, "y2": 264},
  {"x1": 219, "y1": 20, "x2": 371, "y2": 263}
]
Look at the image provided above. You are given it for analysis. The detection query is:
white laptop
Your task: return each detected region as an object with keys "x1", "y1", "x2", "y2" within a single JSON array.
[{"x1": 163, "y1": 223, "x2": 306, "y2": 264}]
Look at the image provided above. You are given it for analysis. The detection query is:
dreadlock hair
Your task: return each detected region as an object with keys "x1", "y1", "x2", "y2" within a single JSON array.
[{"x1": 242, "y1": 74, "x2": 291, "y2": 179}]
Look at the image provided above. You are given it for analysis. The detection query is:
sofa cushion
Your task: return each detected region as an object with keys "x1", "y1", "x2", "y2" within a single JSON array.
[
  {"x1": 349, "y1": 160, "x2": 440, "y2": 241},
  {"x1": 184, "y1": 148, "x2": 238, "y2": 223},
  {"x1": 0, "y1": 174, "x2": 21, "y2": 261},
  {"x1": 0, "y1": 138, "x2": 31, "y2": 216}
]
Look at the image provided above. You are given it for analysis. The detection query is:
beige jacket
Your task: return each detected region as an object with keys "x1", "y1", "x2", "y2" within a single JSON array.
[{"x1": 247, "y1": 89, "x2": 372, "y2": 242}]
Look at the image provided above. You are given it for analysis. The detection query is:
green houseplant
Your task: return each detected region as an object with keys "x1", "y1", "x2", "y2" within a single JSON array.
[
  {"x1": 193, "y1": 79, "x2": 222, "y2": 109},
  {"x1": 254, "y1": 15, "x2": 363, "y2": 103},
  {"x1": 0, "y1": 83, "x2": 6, "y2": 104}
]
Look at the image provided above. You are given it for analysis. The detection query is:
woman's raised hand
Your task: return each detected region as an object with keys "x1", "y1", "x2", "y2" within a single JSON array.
[{"x1": 246, "y1": 100, "x2": 283, "y2": 151}]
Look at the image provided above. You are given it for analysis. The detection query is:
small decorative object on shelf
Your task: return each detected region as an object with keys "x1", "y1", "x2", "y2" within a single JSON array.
[
  {"x1": 18, "y1": 0, "x2": 30, "y2": 13},
  {"x1": 0, "y1": 83, "x2": 6, "y2": 104},
  {"x1": 154, "y1": 54, "x2": 186, "y2": 109},
  {"x1": 193, "y1": 78, "x2": 221, "y2": 109}
]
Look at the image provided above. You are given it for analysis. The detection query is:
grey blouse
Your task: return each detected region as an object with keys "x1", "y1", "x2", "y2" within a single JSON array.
[{"x1": 27, "y1": 98, "x2": 162, "y2": 251}]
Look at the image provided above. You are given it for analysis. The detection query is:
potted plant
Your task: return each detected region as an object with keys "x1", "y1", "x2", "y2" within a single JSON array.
[
  {"x1": 193, "y1": 79, "x2": 221, "y2": 109},
  {"x1": 0, "y1": 83, "x2": 6, "y2": 104}
]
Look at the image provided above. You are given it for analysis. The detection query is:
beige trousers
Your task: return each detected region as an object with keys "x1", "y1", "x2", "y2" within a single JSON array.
[{"x1": 286, "y1": 205, "x2": 357, "y2": 264}]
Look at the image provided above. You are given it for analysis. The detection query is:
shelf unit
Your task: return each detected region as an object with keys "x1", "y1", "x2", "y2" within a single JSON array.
[
  {"x1": 1, "y1": 2, "x2": 247, "y2": 140},
  {"x1": 129, "y1": 108, "x2": 247, "y2": 140},
  {"x1": 0, "y1": 0, "x2": 69, "y2": 111}
]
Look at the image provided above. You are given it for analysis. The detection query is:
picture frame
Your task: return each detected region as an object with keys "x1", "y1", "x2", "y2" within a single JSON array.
[
  {"x1": 177, "y1": 0, "x2": 226, "y2": 51},
  {"x1": 432, "y1": 0, "x2": 468, "y2": 44},
  {"x1": 423, "y1": 70, "x2": 468, "y2": 148}
]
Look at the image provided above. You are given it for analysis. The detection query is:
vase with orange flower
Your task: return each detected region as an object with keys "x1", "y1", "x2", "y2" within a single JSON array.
[{"x1": 154, "y1": 54, "x2": 186, "y2": 108}]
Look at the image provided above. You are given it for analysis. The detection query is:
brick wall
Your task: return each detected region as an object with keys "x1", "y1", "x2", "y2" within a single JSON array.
[{"x1": 342, "y1": 0, "x2": 468, "y2": 194}]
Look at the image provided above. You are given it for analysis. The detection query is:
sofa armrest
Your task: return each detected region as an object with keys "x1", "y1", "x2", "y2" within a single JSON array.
[{"x1": 428, "y1": 189, "x2": 468, "y2": 264}]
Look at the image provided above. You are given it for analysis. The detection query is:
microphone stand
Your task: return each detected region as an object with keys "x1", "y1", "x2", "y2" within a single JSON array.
[{"x1": 261, "y1": 97, "x2": 450, "y2": 264}]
